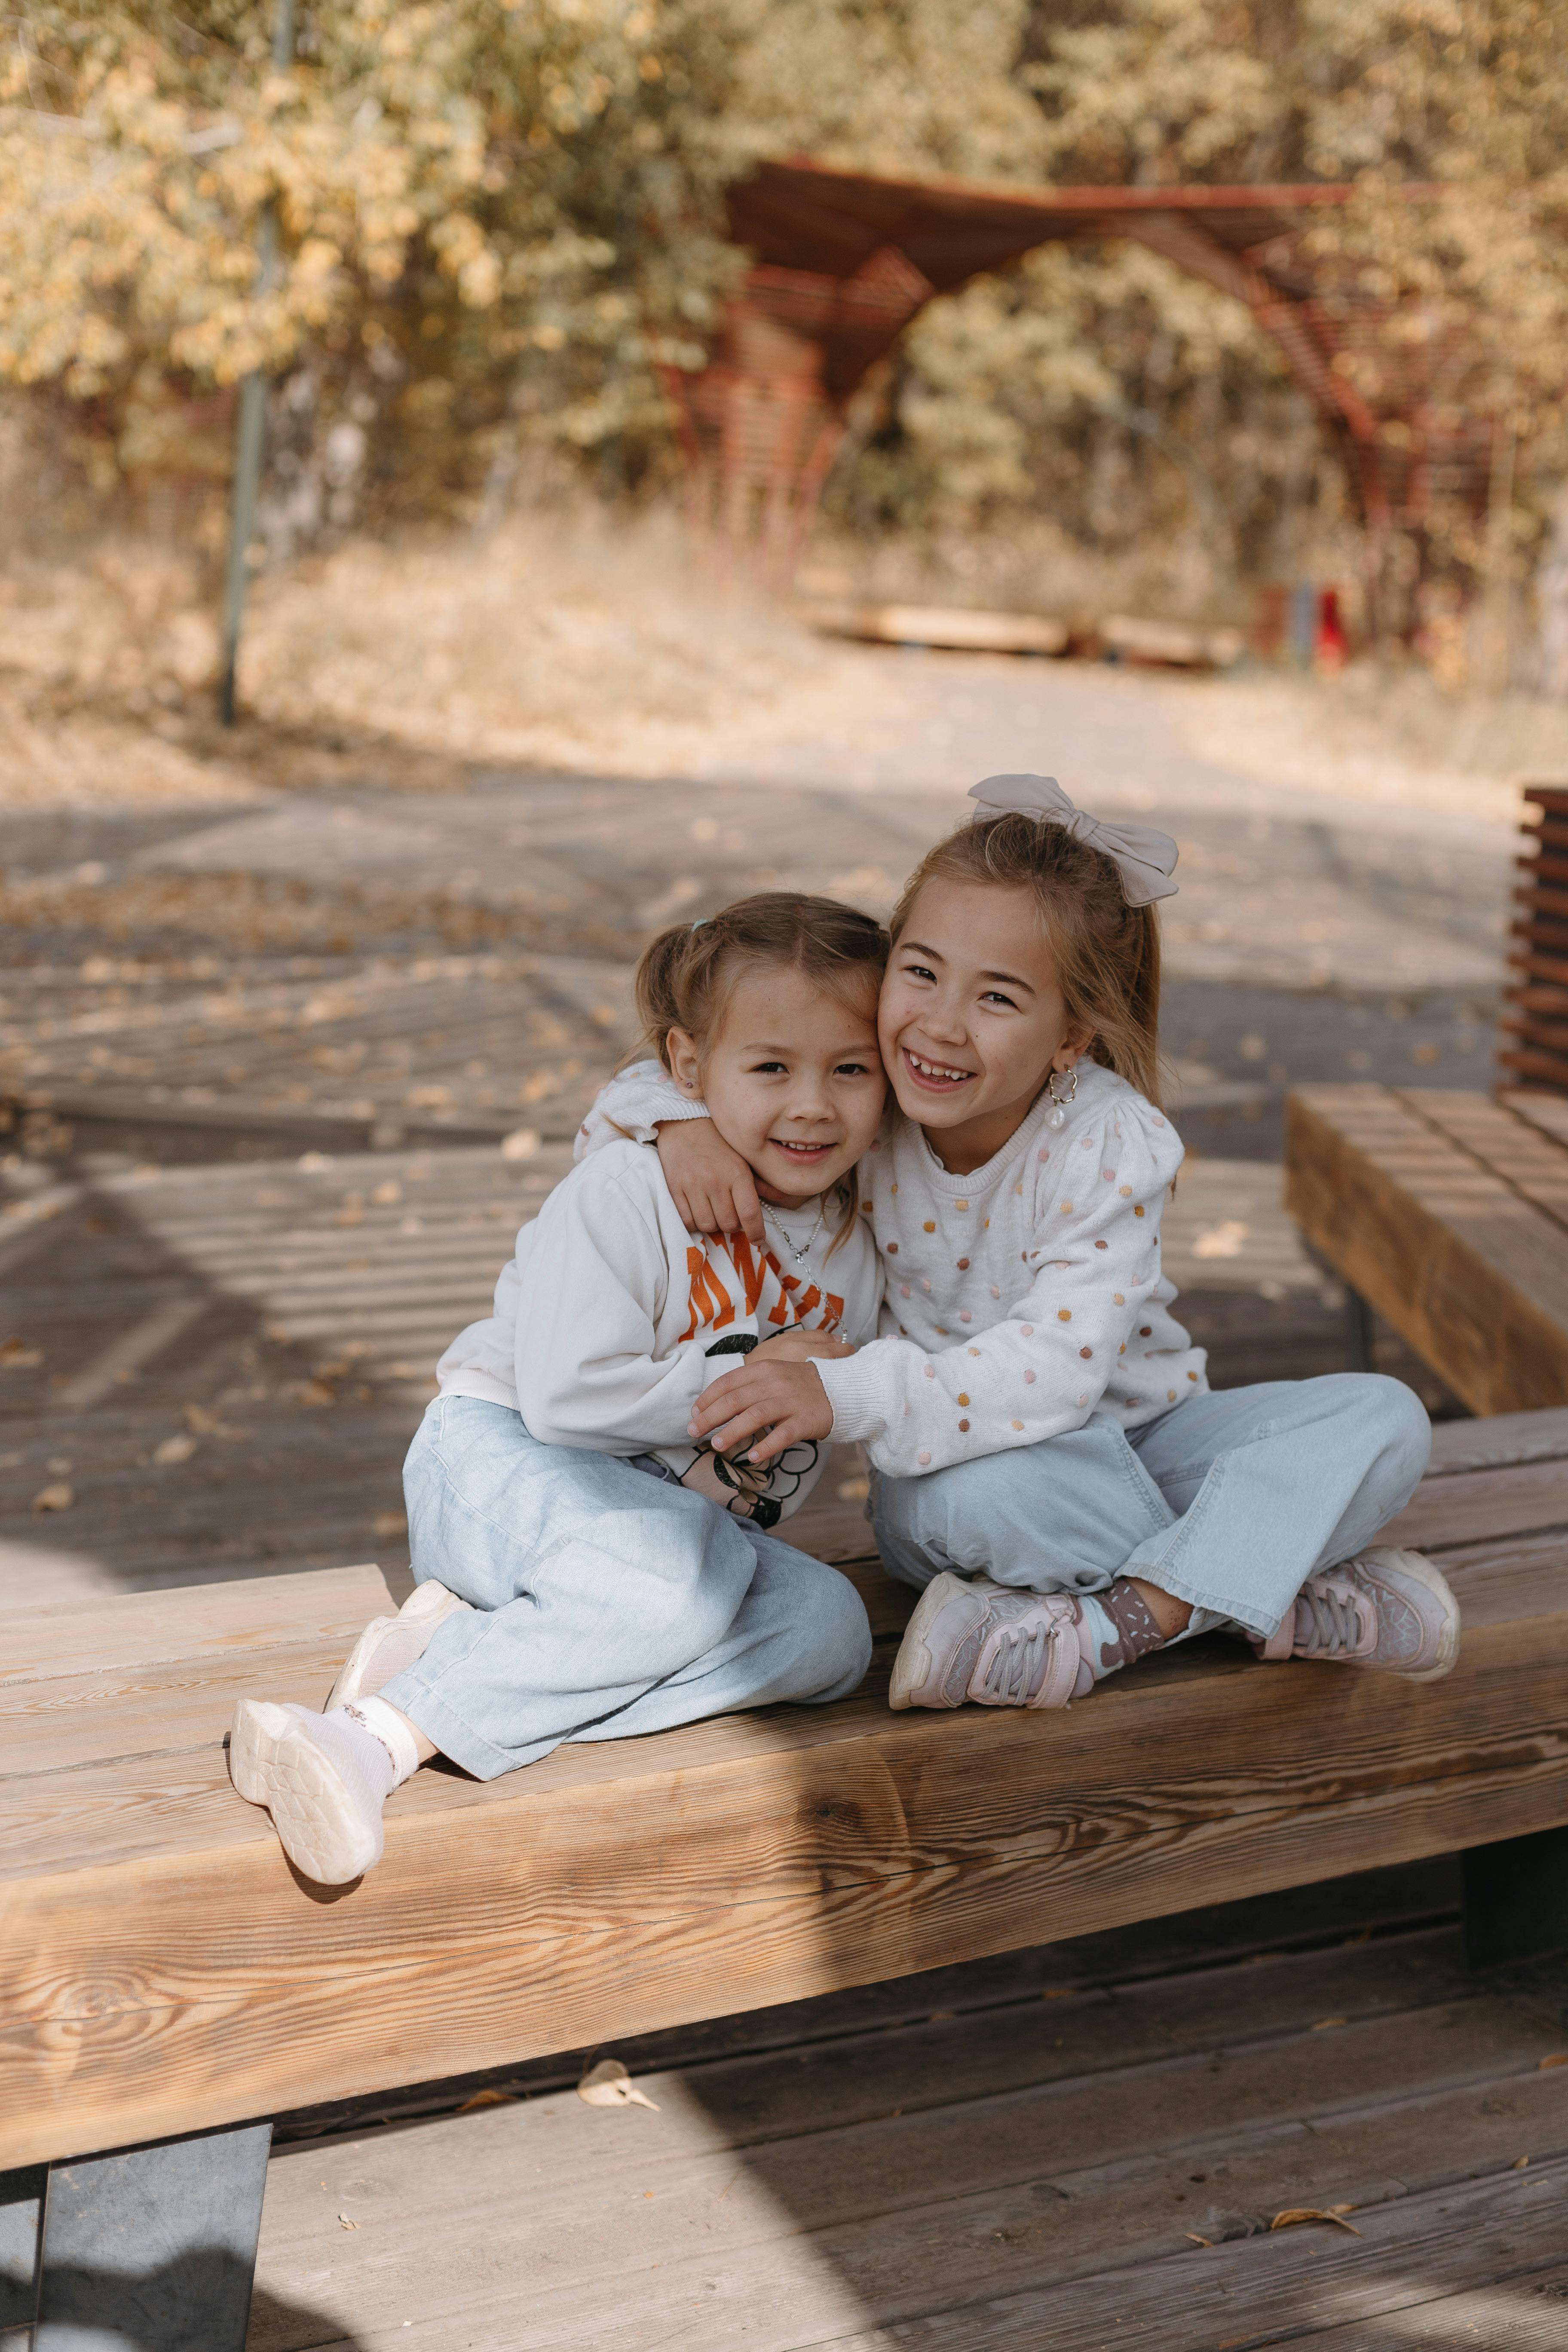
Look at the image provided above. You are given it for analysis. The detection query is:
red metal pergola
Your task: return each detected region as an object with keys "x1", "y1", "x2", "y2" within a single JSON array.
[{"x1": 663, "y1": 156, "x2": 1492, "y2": 577}]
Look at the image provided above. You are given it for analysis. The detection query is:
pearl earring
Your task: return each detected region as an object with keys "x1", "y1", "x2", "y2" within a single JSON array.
[{"x1": 1046, "y1": 1064, "x2": 1078, "y2": 1130}]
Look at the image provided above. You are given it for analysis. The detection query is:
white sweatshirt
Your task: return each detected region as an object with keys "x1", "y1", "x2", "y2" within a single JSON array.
[
  {"x1": 437, "y1": 1138, "x2": 882, "y2": 1516},
  {"x1": 579, "y1": 1061, "x2": 1207, "y2": 1480}
]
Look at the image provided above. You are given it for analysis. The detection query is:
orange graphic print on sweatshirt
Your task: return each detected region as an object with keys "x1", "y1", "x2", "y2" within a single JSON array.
[{"x1": 678, "y1": 1231, "x2": 845, "y2": 1345}]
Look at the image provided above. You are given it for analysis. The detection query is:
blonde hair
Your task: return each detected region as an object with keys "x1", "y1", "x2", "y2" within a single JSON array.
[
  {"x1": 631, "y1": 891, "x2": 889, "y2": 1256},
  {"x1": 888, "y1": 812, "x2": 1163, "y2": 1106}
]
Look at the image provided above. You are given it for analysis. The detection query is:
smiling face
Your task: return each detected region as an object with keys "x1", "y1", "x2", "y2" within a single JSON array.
[
  {"x1": 667, "y1": 962, "x2": 886, "y2": 1205},
  {"x1": 879, "y1": 877, "x2": 1094, "y2": 1174}
]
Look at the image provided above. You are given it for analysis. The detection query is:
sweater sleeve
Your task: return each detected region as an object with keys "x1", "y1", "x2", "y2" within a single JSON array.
[
  {"x1": 815, "y1": 1104, "x2": 1175, "y2": 1477},
  {"x1": 573, "y1": 1059, "x2": 710, "y2": 1162},
  {"x1": 514, "y1": 1158, "x2": 713, "y2": 1451}
]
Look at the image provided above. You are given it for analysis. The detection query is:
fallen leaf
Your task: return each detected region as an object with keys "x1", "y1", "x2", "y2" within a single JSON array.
[
  {"x1": 1311, "y1": 2017, "x2": 1349, "y2": 2031},
  {"x1": 0, "y1": 1337, "x2": 42, "y2": 1366},
  {"x1": 500, "y1": 1127, "x2": 539, "y2": 1161},
  {"x1": 374, "y1": 1510, "x2": 408, "y2": 1537},
  {"x1": 1184, "y1": 2233, "x2": 1213, "y2": 2248},
  {"x1": 1514, "y1": 2156, "x2": 1531, "y2": 2169},
  {"x1": 577, "y1": 2058, "x2": 659, "y2": 2111},
  {"x1": 337, "y1": 2214, "x2": 359, "y2": 2230},
  {"x1": 457, "y1": 2089, "x2": 514, "y2": 2111},
  {"x1": 371, "y1": 1180, "x2": 402, "y2": 1205},
  {"x1": 184, "y1": 1404, "x2": 248, "y2": 1439},
  {"x1": 31, "y1": 1482, "x2": 74, "y2": 1513},
  {"x1": 295, "y1": 1380, "x2": 337, "y2": 1408},
  {"x1": 1193, "y1": 1218, "x2": 1249, "y2": 1260},
  {"x1": 1539, "y1": 2054, "x2": 1568, "y2": 2070},
  {"x1": 154, "y1": 1433, "x2": 198, "y2": 1465},
  {"x1": 1271, "y1": 2208, "x2": 1362, "y2": 2236}
]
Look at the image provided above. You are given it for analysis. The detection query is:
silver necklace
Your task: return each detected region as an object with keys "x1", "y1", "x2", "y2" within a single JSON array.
[{"x1": 765, "y1": 1203, "x2": 825, "y2": 1266}]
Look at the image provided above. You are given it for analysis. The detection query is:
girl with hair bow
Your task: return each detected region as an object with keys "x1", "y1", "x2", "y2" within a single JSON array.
[{"x1": 584, "y1": 777, "x2": 1459, "y2": 1713}]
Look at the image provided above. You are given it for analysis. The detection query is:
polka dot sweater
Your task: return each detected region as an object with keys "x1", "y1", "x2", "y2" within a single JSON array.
[{"x1": 577, "y1": 1059, "x2": 1208, "y2": 1479}]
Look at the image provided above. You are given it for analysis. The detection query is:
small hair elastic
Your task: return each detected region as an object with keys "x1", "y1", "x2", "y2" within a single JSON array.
[{"x1": 968, "y1": 775, "x2": 1179, "y2": 906}]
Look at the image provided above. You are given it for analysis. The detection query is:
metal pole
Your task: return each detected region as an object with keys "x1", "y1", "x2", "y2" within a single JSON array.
[{"x1": 218, "y1": 0, "x2": 296, "y2": 725}]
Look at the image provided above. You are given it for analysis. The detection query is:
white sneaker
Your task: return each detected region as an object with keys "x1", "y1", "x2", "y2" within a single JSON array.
[
  {"x1": 327, "y1": 1578, "x2": 472, "y2": 1709},
  {"x1": 229, "y1": 1699, "x2": 388, "y2": 1884},
  {"x1": 890, "y1": 1572, "x2": 1090, "y2": 1711}
]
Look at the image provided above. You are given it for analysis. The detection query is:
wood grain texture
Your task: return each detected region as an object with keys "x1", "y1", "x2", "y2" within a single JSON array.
[
  {"x1": 1427, "y1": 1408, "x2": 1568, "y2": 1476},
  {"x1": 1284, "y1": 1086, "x2": 1568, "y2": 1413},
  {"x1": 809, "y1": 2157, "x2": 1568, "y2": 2352},
  {"x1": 3, "y1": 1564, "x2": 393, "y2": 1686},
  {"x1": 9, "y1": 1420, "x2": 1568, "y2": 2171},
  {"x1": 7, "y1": 1554, "x2": 1568, "y2": 2166}
]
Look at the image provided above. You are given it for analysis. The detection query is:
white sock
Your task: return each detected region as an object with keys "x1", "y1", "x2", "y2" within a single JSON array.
[{"x1": 344, "y1": 1694, "x2": 423, "y2": 1784}]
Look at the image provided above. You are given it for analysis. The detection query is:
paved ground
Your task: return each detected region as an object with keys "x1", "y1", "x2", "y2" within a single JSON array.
[{"x1": 2, "y1": 650, "x2": 1501, "y2": 1601}]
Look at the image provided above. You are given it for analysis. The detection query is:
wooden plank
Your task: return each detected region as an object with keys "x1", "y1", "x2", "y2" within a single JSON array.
[
  {"x1": 252, "y1": 1949, "x2": 1481, "y2": 2246},
  {"x1": 2, "y1": 1563, "x2": 392, "y2": 1685},
  {"x1": 249, "y1": 2066, "x2": 1568, "y2": 2352},
  {"x1": 1379, "y1": 1457, "x2": 1568, "y2": 1552},
  {"x1": 1284, "y1": 1086, "x2": 1568, "y2": 1413},
  {"x1": 1396, "y1": 1087, "x2": 1568, "y2": 1234},
  {"x1": 806, "y1": 2157, "x2": 1568, "y2": 2352},
  {"x1": 1289, "y1": 2263, "x2": 1568, "y2": 2349},
  {"x1": 0, "y1": 1635, "x2": 395, "y2": 1779},
  {"x1": 6, "y1": 1564, "x2": 1568, "y2": 2167},
  {"x1": 1504, "y1": 1090, "x2": 1568, "y2": 1152},
  {"x1": 1427, "y1": 1409, "x2": 1568, "y2": 1475}
]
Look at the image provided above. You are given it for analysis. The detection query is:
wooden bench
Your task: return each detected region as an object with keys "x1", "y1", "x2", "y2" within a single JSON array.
[
  {"x1": 8, "y1": 1414, "x2": 1568, "y2": 2345},
  {"x1": 1286, "y1": 1083, "x2": 1568, "y2": 1412}
]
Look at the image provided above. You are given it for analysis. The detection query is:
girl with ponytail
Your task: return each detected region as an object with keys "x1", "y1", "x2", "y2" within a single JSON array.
[{"x1": 230, "y1": 892, "x2": 888, "y2": 1886}]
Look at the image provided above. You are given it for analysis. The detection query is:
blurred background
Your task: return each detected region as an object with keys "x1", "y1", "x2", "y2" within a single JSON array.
[{"x1": 4, "y1": 0, "x2": 1566, "y2": 1596}]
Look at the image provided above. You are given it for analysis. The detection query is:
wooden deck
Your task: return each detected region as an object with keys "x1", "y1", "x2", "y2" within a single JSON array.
[
  {"x1": 244, "y1": 1863, "x2": 1568, "y2": 2350},
  {"x1": 0, "y1": 760, "x2": 1527, "y2": 2346}
]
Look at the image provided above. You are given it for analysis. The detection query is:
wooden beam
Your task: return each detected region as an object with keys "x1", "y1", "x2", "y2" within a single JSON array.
[
  {"x1": 1284, "y1": 1085, "x2": 1568, "y2": 1413},
  {"x1": 5, "y1": 1504, "x2": 1568, "y2": 2168}
]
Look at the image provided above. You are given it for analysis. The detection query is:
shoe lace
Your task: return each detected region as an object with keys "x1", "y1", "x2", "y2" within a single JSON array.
[
  {"x1": 1298, "y1": 1582, "x2": 1363, "y2": 1657},
  {"x1": 982, "y1": 1617, "x2": 1058, "y2": 1703}
]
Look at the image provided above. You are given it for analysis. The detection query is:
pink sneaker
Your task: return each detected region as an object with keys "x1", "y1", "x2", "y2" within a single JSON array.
[
  {"x1": 889, "y1": 1572, "x2": 1091, "y2": 1711},
  {"x1": 1253, "y1": 1547, "x2": 1460, "y2": 1681}
]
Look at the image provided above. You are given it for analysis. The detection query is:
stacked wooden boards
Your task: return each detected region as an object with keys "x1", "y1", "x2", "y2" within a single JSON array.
[
  {"x1": 1286, "y1": 1083, "x2": 1568, "y2": 1414},
  {"x1": 1501, "y1": 781, "x2": 1568, "y2": 1091},
  {"x1": 7, "y1": 1408, "x2": 1568, "y2": 2174}
]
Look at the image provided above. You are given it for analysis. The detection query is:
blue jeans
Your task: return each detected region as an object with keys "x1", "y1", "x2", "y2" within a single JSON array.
[
  {"x1": 870, "y1": 1374, "x2": 1432, "y2": 1640},
  {"x1": 380, "y1": 1395, "x2": 873, "y2": 1779}
]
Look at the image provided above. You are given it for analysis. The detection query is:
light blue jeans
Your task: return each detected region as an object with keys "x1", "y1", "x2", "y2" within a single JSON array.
[
  {"x1": 871, "y1": 1373, "x2": 1432, "y2": 1640},
  {"x1": 380, "y1": 1395, "x2": 873, "y2": 1779}
]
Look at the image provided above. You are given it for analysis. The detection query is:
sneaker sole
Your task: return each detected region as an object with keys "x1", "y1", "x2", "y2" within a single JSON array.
[
  {"x1": 888, "y1": 1572, "x2": 973, "y2": 1711},
  {"x1": 1360, "y1": 1546, "x2": 1462, "y2": 1681},
  {"x1": 229, "y1": 1699, "x2": 382, "y2": 1884}
]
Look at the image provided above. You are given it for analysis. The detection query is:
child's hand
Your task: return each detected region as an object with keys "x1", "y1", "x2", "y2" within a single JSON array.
[
  {"x1": 691, "y1": 1357, "x2": 835, "y2": 1464},
  {"x1": 657, "y1": 1120, "x2": 765, "y2": 1243},
  {"x1": 753, "y1": 1326, "x2": 854, "y2": 1364}
]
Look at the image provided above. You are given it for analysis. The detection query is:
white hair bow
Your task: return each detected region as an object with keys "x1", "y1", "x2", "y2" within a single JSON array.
[{"x1": 967, "y1": 775, "x2": 1179, "y2": 906}]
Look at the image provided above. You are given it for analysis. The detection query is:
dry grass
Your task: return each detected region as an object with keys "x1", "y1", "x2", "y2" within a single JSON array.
[
  {"x1": 2, "y1": 504, "x2": 1566, "y2": 831},
  {"x1": 237, "y1": 511, "x2": 902, "y2": 781}
]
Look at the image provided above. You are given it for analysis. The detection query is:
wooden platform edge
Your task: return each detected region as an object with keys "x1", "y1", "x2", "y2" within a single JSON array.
[
  {"x1": 6, "y1": 1592, "x2": 1568, "y2": 2170},
  {"x1": 1283, "y1": 1086, "x2": 1568, "y2": 1415}
]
